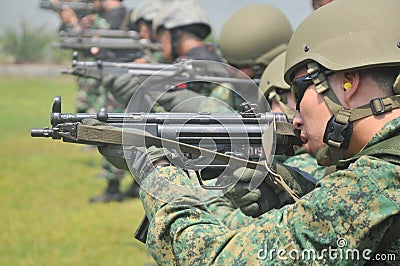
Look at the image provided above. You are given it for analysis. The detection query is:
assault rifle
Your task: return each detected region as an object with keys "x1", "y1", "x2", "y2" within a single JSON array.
[
  {"x1": 31, "y1": 96, "x2": 303, "y2": 243},
  {"x1": 54, "y1": 36, "x2": 161, "y2": 51},
  {"x1": 39, "y1": 0, "x2": 95, "y2": 14},
  {"x1": 62, "y1": 59, "x2": 260, "y2": 84},
  {"x1": 61, "y1": 59, "x2": 262, "y2": 110},
  {"x1": 31, "y1": 96, "x2": 299, "y2": 164}
]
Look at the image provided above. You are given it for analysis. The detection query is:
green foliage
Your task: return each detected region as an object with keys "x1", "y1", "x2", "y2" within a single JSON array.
[
  {"x1": 0, "y1": 20, "x2": 72, "y2": 64},
  {"x1": 0, "y1": 76, "x2": 153, "y2": 265},
  {"x1": 0, "y1": 21, "x2": 51, "y2": 64}
]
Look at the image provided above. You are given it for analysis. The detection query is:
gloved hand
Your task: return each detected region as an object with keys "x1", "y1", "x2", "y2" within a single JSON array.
[
  {"x1": 98, "y1": 144, "x2": 173, "y2": 183},
  {"x1": 102, "y1": 73, "x2": 141, "y2": 106},
  {"x1": 128, "y1": 146, "x2": 172, "y2": 183},
  {"x1": 224, "y1": 167, "x2": 278, "y2": 217},
  {"x1": 82, "y1": 118, "x2": 172, "y2": 182},
  {"x1": 224, "y1": 161, "x2": 317, "y2": 217}
]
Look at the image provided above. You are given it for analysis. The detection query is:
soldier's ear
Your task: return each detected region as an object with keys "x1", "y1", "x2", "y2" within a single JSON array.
[{"x1": 343, "y1": 71, "x2": 360, "y2": 108}]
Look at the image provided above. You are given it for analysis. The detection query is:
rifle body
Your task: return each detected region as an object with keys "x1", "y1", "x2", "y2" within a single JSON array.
[
  {"x1": 55, "y1": 37, "x2": 161, "y2": 51},
  {"x1": 62, "y1": 59, "x2": 263, "y2": 111},
  {"x1": 39, "y1": 1, "x2": 95, "y2": 14},
  {"x1": 32, "y1": 97, "x2": 298, "y2": 173},
  {"x1": 59, "y1": 29, "x2": 140, "y2": 39}
]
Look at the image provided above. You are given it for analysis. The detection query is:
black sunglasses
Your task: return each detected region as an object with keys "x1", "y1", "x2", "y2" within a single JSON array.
[{"x1": 290, "y1": 70, "x2": 332, "y2": 110}]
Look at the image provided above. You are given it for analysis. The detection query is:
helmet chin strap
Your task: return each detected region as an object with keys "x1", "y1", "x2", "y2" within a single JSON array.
[
  {"x1": 268, "y1": 89, "x2": 297, "y2": 122},
  {"x1": 307, "y1": 63, "x2": 400, "y2": 166}
]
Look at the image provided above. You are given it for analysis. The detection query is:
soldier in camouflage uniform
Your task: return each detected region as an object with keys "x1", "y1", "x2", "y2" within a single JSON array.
[
  {"x1": 125, "y1": 0, "x2": 400, "y2": 264},
  {"x1": 203, "y1": 51, "x2": 329, "y2": 230},
  {"x1": 130, "y1": 0, "x2": 164, "y2": 64},
  {"x1": 56, "y1": 0, "x2": 108, "y2": 32}
]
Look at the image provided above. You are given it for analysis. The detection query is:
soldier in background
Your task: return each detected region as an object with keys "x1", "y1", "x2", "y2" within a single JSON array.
[
  {"x1": 55, "y1": 0, "x2": 109, "y2": 32},
  {"x1": 104, "y1": 0, "x2": 166, "y2": 200},
  {"x1": 219, "y1": 4, "x2": 292, "y2": 81},
  {"x1": 56, "y1": 0, "x2": 139, "y2": 203},
  {"x1": 102, "y1": 0, "x2": 226, "y2": 111},
  {"x1": 47, "y1": 1, "x2": 127, "y2": 202},
  {"x1": 97, "y1": 0, "x2": 235, "y2": 201},
  {"x1": 131, "y1": 0, "x2": 165, "y2": 63},
  {"x1": 216, "y1": 4, "x2": 293, "y2": 112},
  {"x1": 84, "y1": 0, "x2": 140, "y2": 203}
]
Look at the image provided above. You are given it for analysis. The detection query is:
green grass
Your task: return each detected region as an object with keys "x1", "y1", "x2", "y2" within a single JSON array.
[{"x1": 0, "y1": 75, "x2": 153, "y2": 265}]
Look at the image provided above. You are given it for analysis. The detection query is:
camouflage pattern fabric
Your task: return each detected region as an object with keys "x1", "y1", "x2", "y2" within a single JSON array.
[
  {"x1": 204, "y1": 149, "x2": 326, "y2": 230},
  {"x1": 74, "y1": 12, "x2": 120, "y2": 113},
  {"x1": 76, "y1": 76, "x2": 124, "y2": 113},
  {"x1": 88, "y1": 14, "x2": 110, "y2": 30},
  {"x1": 198, "y1": 82, "x2": 235, "y2": 113},
  {"x1": 284, "y1": 148, "x2": 326, "y2": 180},
  {"x1": 139, "y1": 117, "x2": 400, "y2": 265}
]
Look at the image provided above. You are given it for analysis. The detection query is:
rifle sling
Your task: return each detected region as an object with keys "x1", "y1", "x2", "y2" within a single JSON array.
[{"x1": 119, "y1": 9, "x2": 131, "y2": 31}]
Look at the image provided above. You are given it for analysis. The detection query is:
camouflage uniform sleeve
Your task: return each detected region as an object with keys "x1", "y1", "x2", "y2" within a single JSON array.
[
  {"x1": 205, "y1": 196, "x2": 256, "y2": 229},
  {"x1": 139, "y1": 156, "x2": 400, "y2": 265},
  {"x1": 90, "y1": 14, "x2": 110, "y2": 29},
  {"x1": 102, "y1": 73, "x2": 142, "y2": 107}
]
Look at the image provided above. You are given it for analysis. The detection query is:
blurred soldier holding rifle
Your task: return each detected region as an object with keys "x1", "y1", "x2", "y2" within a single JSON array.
[
  {"x1": 101, "y1": 0, "x2": 228, "y2": 113},
  {"x1": 46, "y1": 0, "x2": 138, "y2": 203}
]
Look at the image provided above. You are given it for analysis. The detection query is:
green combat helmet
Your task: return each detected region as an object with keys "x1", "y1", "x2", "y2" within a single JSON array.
[
  {"x1": 152, "y1": 0, "x2": 211, "y2": 40},
  {"x1": 284, "y1": 0, "x2": 400, "y2": 164},
  {"x1": 133, "y1": 0, "x2": 165, "y2": 25},
  {"x1": 219, "y1": 4, "x2": 292, "y2": 71},
  {"x1": 259, "y1": 51, "x2": 296, "y2": 121}
]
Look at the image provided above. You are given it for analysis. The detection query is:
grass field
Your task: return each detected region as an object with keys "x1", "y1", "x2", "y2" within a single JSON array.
[{"x1": 0, "y1": 75, "x2": 153, "y2": 265}]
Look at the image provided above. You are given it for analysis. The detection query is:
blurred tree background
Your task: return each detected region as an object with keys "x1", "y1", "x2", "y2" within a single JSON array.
[{"x1": 0, "y1": 20, "x2": 71, "y2": 64}]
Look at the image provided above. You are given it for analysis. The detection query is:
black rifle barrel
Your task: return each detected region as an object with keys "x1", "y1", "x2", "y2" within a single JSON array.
[{"x1": 67, "y1": 60, "x2": 260, "y2": 84}]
